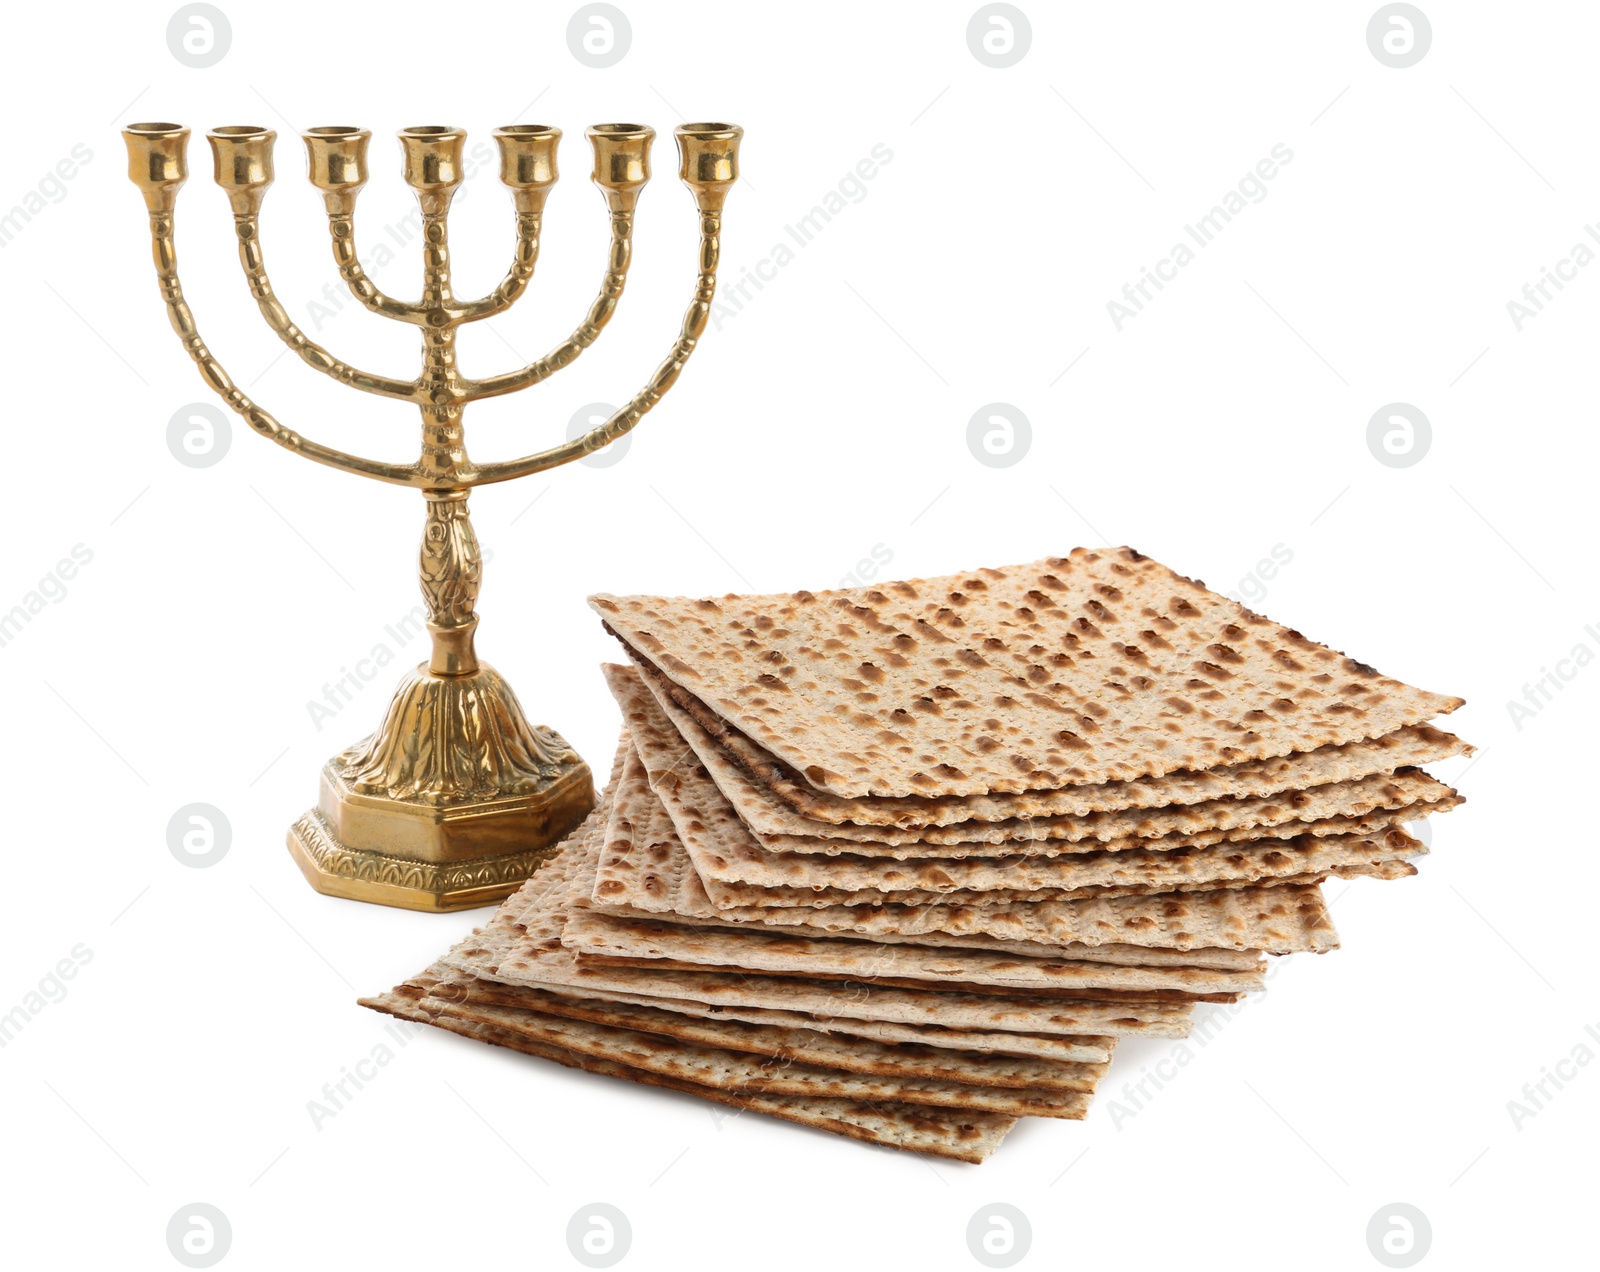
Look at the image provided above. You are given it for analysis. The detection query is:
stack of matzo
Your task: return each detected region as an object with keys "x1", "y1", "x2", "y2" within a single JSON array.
[{"x1": 363, "y1": 548, "x2": 1469, "y2": 1163}]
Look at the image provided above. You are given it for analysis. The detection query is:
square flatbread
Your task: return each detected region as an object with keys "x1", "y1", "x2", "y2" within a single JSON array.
[
  {"x1": 464, "y1": 846, "x2": 1121, "y2": 1063},
  {"x1": 474, "y1": 826, "x2": 1198, "y2": 1038},
  {"x1": 588, "y1": 728, "x2": 1339, "y2": 956},
  {"x1": 688, "y1": 837, "x2": 1421, "y2": 910},
  {"x1": 561, "y1": 909, "x2": 1263, "y2": 997},
  {"x1": 685, "y1": 824, "x2": 1427, "y2": 901},
  {"x1": 456, "y1": 965, "x2": 1117, "y2": 1063},
  {"x1": 377, "y1": 965, "x2": 1094, "y2": 1119},
  {"x1": 578, "y1": 769, "x2": 1248, "y2": 1002},
  {"x1": 603, "y1": 685, "x2": 1424, "y2": 907},
  {"x1": 628, "y1": 656, "x2": 1469, "y2": 833},
  {"x1": 609, "y1": 661, "x2": 1460, "y2": 854},
  {"x1": 432, "y1": 976, "x2": 1110, "y2": 1090},
  {"x1": 628, "y1": 884, "x2": 1340, "y2": 956},
  {"x1": 608, "y1": 665, "x2": 1451, "y2": 903},
  {"x1": 361, "y1": 981, "x2": 1019, "y2": 1162},
  {"x1": 590, "y1": 547, "x2": 1465, "y2": 798},
  {"x1": 592, "y1": 751, "x2": 1267, "y2": 969}
]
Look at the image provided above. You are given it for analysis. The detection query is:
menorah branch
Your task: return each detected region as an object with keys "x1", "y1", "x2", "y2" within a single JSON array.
[
  {"x1": 143, "y1": 208, "x2": 422, "y2": 487},
  {"x1": 462, "y1": 208, "x2": 633, "y2": 399},
  {"x1": 324, "y1": 211, "x2": 421, "y2": 323},
  {"x1": 463, "y1": 206, "x2": 722, "y2": 486},
  {"x1": 231, "y1": 214, "x2": 418, "y2": 401},
  {"x1": 454, "y1": 211, "x2": 544, "y2": 324},
  {"x1": 301, "y1": 126, "x2": 432, "y2": 326}
]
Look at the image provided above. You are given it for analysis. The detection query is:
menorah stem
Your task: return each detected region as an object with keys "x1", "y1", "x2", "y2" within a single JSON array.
[
  {"x1": 419, "y1": 490, "x2": 480, "y2": 676},
  {"x1": 326, "y1": 483, "x2": 586, "y2": 832}
]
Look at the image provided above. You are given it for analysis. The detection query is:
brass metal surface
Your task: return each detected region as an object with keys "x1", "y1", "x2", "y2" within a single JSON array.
[{"x1": 124, "y1": 118, "x2": 741, "y2": 910}]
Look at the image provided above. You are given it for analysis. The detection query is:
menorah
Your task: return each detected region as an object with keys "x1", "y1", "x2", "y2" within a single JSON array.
[{"x1": 123, "y1": 118, "x2": 741, "y2": 911}]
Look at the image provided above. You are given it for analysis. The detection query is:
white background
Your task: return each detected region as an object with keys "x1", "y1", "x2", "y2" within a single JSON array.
[{"x1": 1, "y1": 1, "x2": 1593, "y2": 1268}]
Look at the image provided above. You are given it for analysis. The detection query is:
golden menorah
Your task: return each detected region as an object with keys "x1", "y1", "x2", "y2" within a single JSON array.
[{"x1": 123, "y1": 118, "x2": 741, "y2": 911}]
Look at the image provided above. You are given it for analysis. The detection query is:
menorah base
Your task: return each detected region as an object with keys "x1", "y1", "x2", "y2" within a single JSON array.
[
  {"x1": 287, "y1": 808, "x2": 579, "y2": 912},
  {"x1": 285, "y1": 695, "x2": 595, "y2": 912}
]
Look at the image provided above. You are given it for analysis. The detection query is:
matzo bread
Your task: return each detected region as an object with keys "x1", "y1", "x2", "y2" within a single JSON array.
[
  {"x1": 561, "y1": 909, "x2": 1264, "y2": 996},
  {"x1": 455, "y1": 973, "x2": 1116, "y2": 1063},
  {"x1": 595, "y1": 720, "x2": 1260, "y2": 968},
  {"x1": 570, "y1": 828, "x2": 1239, "y2": 1006},
  {"x1": 590, "y1": 764, "x2": 1261, "y2": 969},
  {"x1": 692, "y1": 828, "x2": 1424, "y2": 909},
  {"x1": 430, "y1": 977, "x2": 1109, "y2": 1089},
  {"x1": 686, "y1": 822, "x2": 1427, "y2": 896},
  {"x1": 395, "y1": 967, "x2": 1094, "y2": 1119},
  {"x1": 480, "y1": 925, "x2": 1200, "y2": 1035},
  {"x1": 591, "y1": 548, "x2": 1464, "y2": 797},
  {"x1": 609, "y1": 687, "x2": 1423, "y2": 906},
  {"x1": 473, "y1": 835, "x2": 1197, "y2": 1036},
  {"x1": 587, "y1": 750, "x2": 1338, "y2": 953},
  {"x1": 752, "y1": 768, "x2": 1457, "y2": 856},
  {"x1": 454, "y1": 864, "x2": 1119, "y2": 1061},
  {"x1": 611, "y1": 664, "x2": 1447, "y2": 898},
  {"x1": 646, "y1": 884, "x2": 1339, "y2": 954},
  {"x1": 626, "y1": 657, "x2": 1469, "y2": 833},
  {"x1": 361, "y1": 984, "x2": 1018, "y2": 1162}
]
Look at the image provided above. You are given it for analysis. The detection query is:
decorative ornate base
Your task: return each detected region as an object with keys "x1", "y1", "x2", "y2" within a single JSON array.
[
  {"x1": 287, "y1": 807, "x2": 580, "y2": 912},
  {"x1": 285, "y1": 656, "x2": 595, "y2": 912}
]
